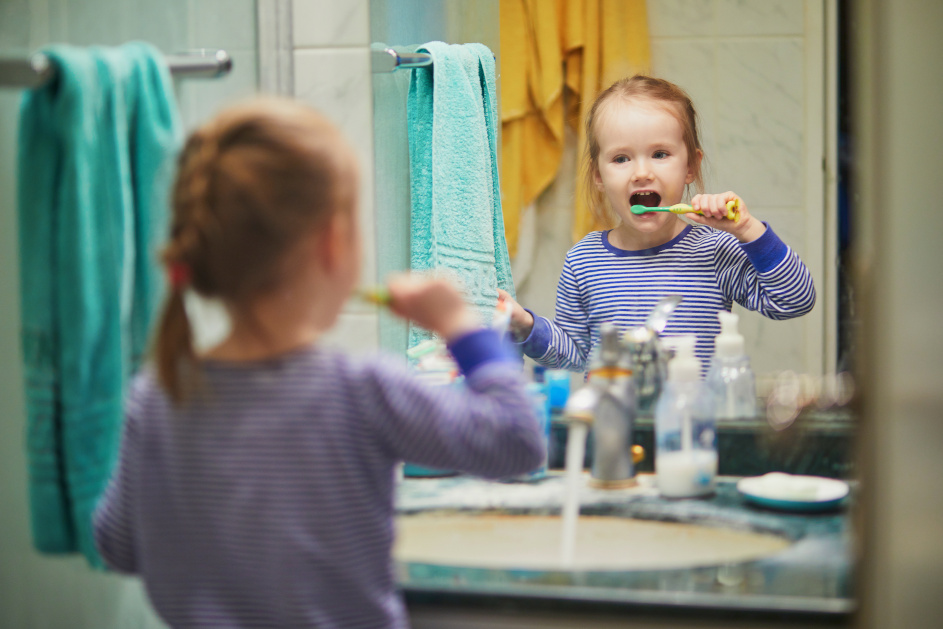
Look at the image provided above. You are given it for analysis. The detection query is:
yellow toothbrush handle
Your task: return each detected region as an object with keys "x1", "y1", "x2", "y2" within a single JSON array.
[{"x1": 669, "y1": 199, "x2": 740, "y2": 222}]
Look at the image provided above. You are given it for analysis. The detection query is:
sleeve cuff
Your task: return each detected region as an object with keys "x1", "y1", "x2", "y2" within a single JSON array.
[
  {"x1": 740, "y1": 222, "x2": 789, "y2": 273},
  {"x1": 510, "y1": 309, "x2": 553, "y2": 359},
  {"x1": 447, "y1": 328, "x2": 516, "y2": 376}
]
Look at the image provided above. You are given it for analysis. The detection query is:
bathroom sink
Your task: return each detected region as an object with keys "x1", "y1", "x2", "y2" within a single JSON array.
[{"x1": 394, "y1": 510, "x2": 791, "y2": 572}]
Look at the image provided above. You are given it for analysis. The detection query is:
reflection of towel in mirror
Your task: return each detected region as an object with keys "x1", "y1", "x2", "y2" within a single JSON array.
[
  {"x1": 16, "y1": 42, "x2": 182, "y2": 568},
  {"x1": 407, "y1": 41, "x2": 514, "y2": 350}
]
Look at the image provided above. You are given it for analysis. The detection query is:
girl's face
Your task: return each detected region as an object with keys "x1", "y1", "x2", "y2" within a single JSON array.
[{"x1": 593, "y1": 98, "x2": 698, "y2": 235}]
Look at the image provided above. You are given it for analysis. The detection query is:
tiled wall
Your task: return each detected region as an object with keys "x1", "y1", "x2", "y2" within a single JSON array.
[
  {"x1": 286, "y1": 0, "x2": 380, "y2": 353},
  {"x1": 516, "y1": 0, "x2": 830, "y2": 377}
]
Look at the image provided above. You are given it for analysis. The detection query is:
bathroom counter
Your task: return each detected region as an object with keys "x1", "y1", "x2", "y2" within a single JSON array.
[{"x1": 395, "y1": 473, "x2": 854, "y2": 624}]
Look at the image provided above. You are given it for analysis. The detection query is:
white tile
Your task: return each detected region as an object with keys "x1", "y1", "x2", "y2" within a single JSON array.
[
  {"x1": 716, "y1": 0, "x2": 805, "y2": 36},
  {"x1": 322, "y1": 312, "x2": 379, "y2": 353},
  {"x1": 188, "y1": 0, "x2": 257, "y2": 50},
  {"x1": 292, "y1": 0, "x2": 369, "y2": 47},
  {"x1": 647, "y1": 0, "x2": 715, "y2": 38},
  {"x1": 650, "y1": 40, "x2": 718, "y2": 193},
  {"x1": 713, "y1": 39, "x2": 804, "y2": 207},
  {"x1": 293, "y1": 47, "x2": 376, "y2": 289}
]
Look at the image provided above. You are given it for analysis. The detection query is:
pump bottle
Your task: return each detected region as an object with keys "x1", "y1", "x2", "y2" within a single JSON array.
[
  {"x1": 705, "y1": 311, "x2": 757, "y2": 420},
  {"x1": 654, "y1": 336, "x2": 717, "y2": 498}
]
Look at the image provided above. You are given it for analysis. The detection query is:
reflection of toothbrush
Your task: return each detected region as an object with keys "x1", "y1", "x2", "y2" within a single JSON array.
[{"x1": 631, "y1": 198, "x2": 740, "y2": 222}]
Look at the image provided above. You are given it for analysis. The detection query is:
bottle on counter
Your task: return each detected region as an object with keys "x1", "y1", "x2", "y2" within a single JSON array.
[
  {"x1": 705, "y1": 311, "x2": 757, "y2": 420},
  {"x1": 655, "y1": 335, "x2": 716, "y2": 498}
]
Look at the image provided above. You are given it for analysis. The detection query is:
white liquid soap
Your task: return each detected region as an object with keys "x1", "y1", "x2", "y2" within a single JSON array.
[{"x1": 655, "y1": 335, "x2": 716, "y2": 498}]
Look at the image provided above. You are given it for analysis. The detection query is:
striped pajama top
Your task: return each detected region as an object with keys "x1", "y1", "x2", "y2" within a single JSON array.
[
  {"x1": 92, "y1": 329, "x2": 544, "y2": 628},
  {"x1": 518, "y1": 224, "x2": 816, "y2": 372}
]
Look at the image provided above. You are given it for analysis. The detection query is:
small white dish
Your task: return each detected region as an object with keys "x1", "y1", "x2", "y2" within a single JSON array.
[{"x1": 737, "y1": 473, "x2": 850, "y2": 512}]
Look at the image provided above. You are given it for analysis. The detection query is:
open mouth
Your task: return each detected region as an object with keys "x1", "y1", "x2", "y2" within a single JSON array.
[{"x1": 630, "y1": 191, "x2": 662, "y2": 207}]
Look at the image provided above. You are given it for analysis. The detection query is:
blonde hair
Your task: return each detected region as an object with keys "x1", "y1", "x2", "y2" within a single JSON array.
[
  {"x1": 155, "y1": 98, "x2": 357, "y2": 402},
  {"x1": 581, "y1": 75, "x2": 705, "y2": 228}
]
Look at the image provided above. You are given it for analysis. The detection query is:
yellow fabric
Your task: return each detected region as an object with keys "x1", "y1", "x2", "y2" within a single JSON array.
[
  {"x1": 499, "y1": 0, "x2": 650, "y2": 256},
  {"x1": 499, "y1": 0, "x2": 565, "y2": 258}
]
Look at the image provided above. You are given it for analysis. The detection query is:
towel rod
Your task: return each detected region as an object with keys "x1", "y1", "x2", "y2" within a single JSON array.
[
  {"x1": 371, "y1": 47, "x2": 432, "y2": 74},
  {"x1": 0, "y1": 49, "x2": 233, "y2": 89}
]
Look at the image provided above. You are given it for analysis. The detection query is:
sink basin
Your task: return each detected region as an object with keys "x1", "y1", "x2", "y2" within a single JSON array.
[{"x1": 394, "y1": 511, "x2": 791, "y2": 572}]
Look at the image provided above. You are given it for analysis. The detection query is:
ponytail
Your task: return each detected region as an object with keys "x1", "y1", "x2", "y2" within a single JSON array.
[{"x1": 154, "y1": 280, "x2": 197, "y2": 404}]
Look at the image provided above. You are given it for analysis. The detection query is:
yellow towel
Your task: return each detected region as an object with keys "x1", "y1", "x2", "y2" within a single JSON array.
[
  {"x1": 499, "y1": 0, "x2": 565, "y2": 258},
  {"x1": 566, "y1": 0, "x2": 651, "y2": 242},
  {"x1": 499, "y1": 0, "x2": 650, "y2": 255}
]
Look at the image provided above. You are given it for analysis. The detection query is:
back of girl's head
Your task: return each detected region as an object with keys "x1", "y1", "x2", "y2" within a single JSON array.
[
  {"x1": 582, "y1": 75, "x2": 704, "y2": 227},
  {"x1": 156, "y1": 97, "x2": 358, "y2": 402}
]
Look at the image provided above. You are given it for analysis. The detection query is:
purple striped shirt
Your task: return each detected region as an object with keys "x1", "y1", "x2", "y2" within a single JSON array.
[{"x1": 93, "y1": 329, "x2": 543, "y2": 628}]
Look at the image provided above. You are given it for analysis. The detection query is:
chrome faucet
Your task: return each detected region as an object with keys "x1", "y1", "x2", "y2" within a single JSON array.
[
  {"x1": 561, "y1": 298, "x2": 681, "y2": 488},
  {"x1": 563, "y1": 324, "x2": 644, "y2": 488},
  {"x1": 624, "y1": 295, "x2": 683, "y2": 413}
]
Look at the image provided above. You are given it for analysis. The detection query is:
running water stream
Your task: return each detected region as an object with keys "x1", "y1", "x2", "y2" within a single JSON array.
[{"x1": 559, "y1": 422, "x2": 588, "y2": 567}]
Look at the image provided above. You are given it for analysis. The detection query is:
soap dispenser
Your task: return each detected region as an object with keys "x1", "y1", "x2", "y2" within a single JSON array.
[
  {"x1": 705, "y1": 311, "x2": 757, "y2": 420},
  {"x1": 655, "y1": 335, "x2": 716, "y2": 498}
]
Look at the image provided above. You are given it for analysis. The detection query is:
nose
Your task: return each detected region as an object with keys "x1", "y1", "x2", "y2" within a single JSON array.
[{"x1": 632, "y1": 158, "x2": 653, "y2": 182}]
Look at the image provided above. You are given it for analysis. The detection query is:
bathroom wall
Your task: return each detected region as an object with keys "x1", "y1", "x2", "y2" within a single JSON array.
[
  {"x1": 0, "y1": 1, "x2": 257, "y2": 626},
  {"x1": 516, "y1": 0, "x2": 832, "y2": 378}
]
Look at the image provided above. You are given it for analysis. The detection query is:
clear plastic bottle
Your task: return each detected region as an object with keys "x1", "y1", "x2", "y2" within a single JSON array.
[
  {"x1": 655, "y1": 336, "x2": 717, "y2": 498},
  {"x1": 705, "y1": 311, "x2": 757, "y2": 420}
]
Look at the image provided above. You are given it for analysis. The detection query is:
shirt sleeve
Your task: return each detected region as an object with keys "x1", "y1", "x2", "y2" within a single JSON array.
[
  {"x1": 716, "y1": 223, "x2": 816, "y2": 319},
  {"x1": 92, "y1": 380, "x2": 143, "y2": 574},
  {"x1": 362, "y1": 329, "x2": 545, "y2": 478},
  {"x1": 514, "y1": 255, "x2": 594, "y2": 371}
]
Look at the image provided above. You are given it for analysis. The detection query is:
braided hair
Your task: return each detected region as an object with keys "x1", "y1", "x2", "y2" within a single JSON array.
[{"x1": 155, "y1": 98, "x2": 357, "y2": 403}]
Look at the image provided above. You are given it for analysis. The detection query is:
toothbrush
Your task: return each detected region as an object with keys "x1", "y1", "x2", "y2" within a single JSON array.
[
  {"x1": 355, "y1": 285, "x2": 392, "y2": 306},
  {"x1": 630, "y1": 198, "x2": 740, "y2": 222}
]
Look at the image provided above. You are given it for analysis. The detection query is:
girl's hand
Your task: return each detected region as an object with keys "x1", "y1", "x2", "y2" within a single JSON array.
[
  {"x1": 688, "y1": 191, "x2": 766, "y2": 243},
  {"x1": 386, "y1": 274, "x2": 480, "y2": 341},
  {"x1": 497, "y1": 289, "x2": 535, "y2": 342}
]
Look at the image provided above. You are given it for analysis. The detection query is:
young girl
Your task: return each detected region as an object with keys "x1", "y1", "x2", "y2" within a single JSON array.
[
  {"x1": 92, "y1": 98, "x2": 544, "y2": 629},
  {"x1": 501, "y1": 75, "x2": 816, "y2": 371}
]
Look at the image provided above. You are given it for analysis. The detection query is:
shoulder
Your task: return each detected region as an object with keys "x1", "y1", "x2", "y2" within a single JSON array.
[{"x1": 564, "y1": 231, "x2": 607, "y2": 264}]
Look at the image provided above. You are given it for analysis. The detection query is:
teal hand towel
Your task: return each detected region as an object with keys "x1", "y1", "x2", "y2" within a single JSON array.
[
  {"x1": 407, "y1": 42, "x2": 515, "y2": 349},
  {"x1": 17, "y1": 41, "x2": 182, "y2": 568}
]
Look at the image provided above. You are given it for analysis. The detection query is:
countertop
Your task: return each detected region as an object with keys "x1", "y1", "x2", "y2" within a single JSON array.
[{"x1": 395, "y1": 473, "x2": 854, "y2": 623}]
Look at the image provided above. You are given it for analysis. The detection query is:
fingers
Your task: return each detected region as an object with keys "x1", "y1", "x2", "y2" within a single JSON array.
[{"x1": 691, "y1": 192, "x2": 744, "y2": 221}]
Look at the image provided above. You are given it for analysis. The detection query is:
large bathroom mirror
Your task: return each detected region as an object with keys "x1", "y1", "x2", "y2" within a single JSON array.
[
  {"x1": 369, "y1": 0, "x2": 850, "y2": 383},
  {"x1": 369, "y1": 2, "x2": 855, "y2": 625}
]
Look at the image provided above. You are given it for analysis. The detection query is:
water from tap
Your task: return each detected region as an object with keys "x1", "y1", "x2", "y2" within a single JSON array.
[{"x1": 560, "y1": 422, "x2": 588, "y2": 567}]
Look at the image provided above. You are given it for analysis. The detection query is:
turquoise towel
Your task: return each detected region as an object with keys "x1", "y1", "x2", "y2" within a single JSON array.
[
  {"x1": 17, "y1": 41, "x2": 182, "y2": 568},
  {"x1": 407, "y1": 42, "x2": 515, "y2": 349}
]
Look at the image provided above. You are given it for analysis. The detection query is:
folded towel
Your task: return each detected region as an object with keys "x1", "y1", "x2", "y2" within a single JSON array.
[
  {"x1": 407, "y1": 42, "x2": 514, "y2": 350},
  {"x1": 17, "y1": 41, "x2": 182, "y2": 568}
]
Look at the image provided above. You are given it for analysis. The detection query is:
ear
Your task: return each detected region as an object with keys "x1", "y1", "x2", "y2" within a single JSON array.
[
  {"x1": 593, "y1": 165, "x2": 605, "y2": 190},
  {"x1": 312, "y1": 213, "x2": 341, "y2": 272},
  {"x1": 685, "y1": 149, "x2": 703, "y2": 185}
]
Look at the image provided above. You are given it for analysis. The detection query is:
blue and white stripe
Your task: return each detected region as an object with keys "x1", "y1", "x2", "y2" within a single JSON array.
[
  {"x1": 520, "y1": 224, "x2": 815, "y2": 372},
  {"x1": 93, "y1": 330, "x2": 543, "y2": 628}
]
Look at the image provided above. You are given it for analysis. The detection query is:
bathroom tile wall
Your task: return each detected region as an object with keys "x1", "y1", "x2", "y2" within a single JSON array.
[{"x1": 289, "y1": 0, "x2": 380, "y2": 353}]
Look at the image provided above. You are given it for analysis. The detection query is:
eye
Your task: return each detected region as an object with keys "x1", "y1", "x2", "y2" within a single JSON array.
[
  {"x1": 613, "y1": 155, "x2": 629, "y2": 164},
  {"x1": 653, "y1": 150, "x2": 668, "y2": 159}
]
